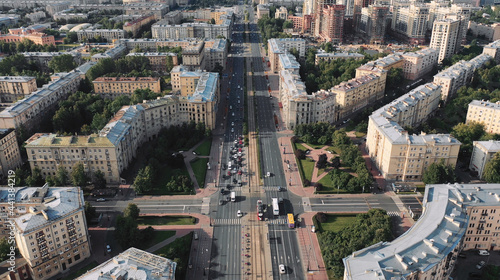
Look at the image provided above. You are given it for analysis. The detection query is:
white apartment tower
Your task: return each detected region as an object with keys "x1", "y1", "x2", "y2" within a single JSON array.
[{"x1": 430, "y1": 18, "x2": 461, "y2": 63}]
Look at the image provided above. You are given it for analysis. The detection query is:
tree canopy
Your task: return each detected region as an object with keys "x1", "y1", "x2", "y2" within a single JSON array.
[
  {"x1": 48, "y1": 54, "x2": 77, "y2": 73},
  {"x1": 483, "y1": 152, "x2": 500, "y2": 183},
  {"x1": 422, "y1": 160, "x2": 456, "y2": 184}
]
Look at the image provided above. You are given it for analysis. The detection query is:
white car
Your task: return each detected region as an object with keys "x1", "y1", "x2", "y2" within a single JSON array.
[
  {"x1": 237, "y1": 210, "x2": 243, "y2": 217},
  {"x1": 266, "y1": 172, "x2": 271, "y2": 177},
  {"x1": 96, "y1": 198, "x2": 106, "y2": 202},
  {"x1": 279, "y1": 264, "x2": 286, "y2": 274},
  {"x1": 231, "y1": 128, "x2": 234, "y2": 133},
  {"x1": 106, "y1": 245, "x2": 111, "y2": 253},
  {"x1": 478, "y1": 250, "x2": 490, "y2": 256},
  {"x1": 232, "y1": 112, "x2": 235, "y2": 116},
  {"x1": 231, "y1": 122, "x2": 234, "y2": 126}
]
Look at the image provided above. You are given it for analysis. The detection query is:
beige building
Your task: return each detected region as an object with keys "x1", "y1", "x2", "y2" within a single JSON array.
[
  {"x1": 0, "y1": 70, "x2": 85, "y2": 133},
  {"x1": 466, "y1": 100, "x2": 500, "y2": 134},
  {"x1": 401, "y1": 48, "x2": 439, "y2": 80},
  {"x1": 0, "y1": 186, "x2": 90, "y2": 280},
  {"x1": 366, "y1": 82, "x2": 461, "y2": 181},
  {"x1": 25, "y1": 68, "x2": 219, "y2": 183},
  {"x1": 76, "y1": 247, "x2": 176, "y2": 280},
  {"x1": 433, "y1": 53, "x2": 492, "y2": 102},
  {"x1": 430, "y1": 18, "x2": 461, "y2": 63},
  {"x1": 182, "y1": 41, "x2": 206, "y2": 70},
  {"x1": 256, "y1": 4, "x2": 270, "y2": 19},
  {"x1": 314, "y1": 51, "x2": 364, "y2": 65},
  {"x1": 275, "y1": 6, "x2": 288, "y2": 19},
  {"x1": 92, "y1": 77, "x2": 161, "y2": 99},
  {"x1": 0, "y1": 76, "x2": 37, "y2": 103},
  {"x1": 482, "y1": 39, "x2": 500, "y2": 64},
  {"x1": 0, "y1": 128, "x2": 22, "y2": 180},
  {"x1": 76, "y1": 28, "x2": 125, "y2": 42},
  {"x1": 344, "y1": 183, "x2": 500, "y2": 280},
  {"x1": 330, "y1": 74, "x2": 383, "y2": 122},
  {"x1": 123, "y1": 13, "x2": 156, "y2": 37},
  {"x1": 127, "y1": 52, "x2": 179, "y2": 72},
  {"x1": 268, "y1": 38, "x2": 306, "y2": 72},
  {"x1": 391, "y1": 4, "x2": 429, "y2": 44},
  {"x1": 468, "y1": 21, "x2": 500, "y2": 42},
  {"x1": 469, "y1": 140, "x2": 500, "y2": 180}
]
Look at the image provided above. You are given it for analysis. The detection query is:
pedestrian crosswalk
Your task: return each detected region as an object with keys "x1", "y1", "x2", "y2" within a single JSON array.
[
  {"x1": 268, "y1": 219, "x2": 287, "y2": 225},
  {"x1": 263, "y1": 186, "x2": 282, "y2": 192},
  {"x1": 387, "y1": 211, "x2": 400, "y2": 217},
  {"x1": 214, "y1": 218, "x2": 242, "y2": 225}
]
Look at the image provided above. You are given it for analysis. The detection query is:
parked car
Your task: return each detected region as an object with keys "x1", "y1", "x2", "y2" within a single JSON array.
[
  {"x1": 106, "y1": 245, "x2": 111, "y2": 253},
  {"x1": 96, "y1": 198, "x2": 106, "y2": 202},
  {"x1": 476, "y1": 260, "x2": 486, "y2": 269},
  {"x1": 478, "y1": 250, "x2": 490, "y2": 256}
]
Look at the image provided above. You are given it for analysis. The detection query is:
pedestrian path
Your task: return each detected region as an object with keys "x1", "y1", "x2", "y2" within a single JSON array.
[
  {"x1": 213, "y1": 218, "x2": 242, "y2": 225},
  {"x1": 386, "y1": 211, "x2": 400, "y2": 217},
  {"x1": 268, "y1": 219, "x2": 287, "y2": 225},
  {"x1": 302, "y1": 197, "x2": 312, "y2": 212},
  {"x1": 201, "y1": 197, "x2": 210, "y2": 215},
  {"x1": 263, "y1": 186, "x2": 282, "y2": 191}
]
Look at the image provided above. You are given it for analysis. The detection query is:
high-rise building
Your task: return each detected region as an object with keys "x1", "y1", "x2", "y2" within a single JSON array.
[
  {"x1": 316, "y1": 5, "x2": 345, "y2": 43},
  {"x1": 430, "y1": 18, "x2": 460, "y2": 63},
  {"x1": 353, "y1": 0, "x2": 374, "y2": 30},
  {"x1": 357, "y1": 4, "x2": 389, "y2": 44},
  {"x1": 391, "y1": 4, "x2": 429, "y2": 44},
  {"x1": 0, "y1": 128, "x2": 22, "y2": 180}
]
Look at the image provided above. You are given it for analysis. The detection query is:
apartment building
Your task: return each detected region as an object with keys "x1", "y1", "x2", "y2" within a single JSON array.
[
  {"x1": 483, "y1": 39, "x2": 500, "y2": 64},
  {"x1": 25, "y1": 69, "x2": 219, "y2": 183},
  {"x1": 90, "y1": 43, "x2": 127, "y2": 62},
  {"x1": 430, "y1": 19, "x2": 461, "y2": 63},
  {"x1": 204, "y1": 39, "x2": 228, "y2": 71},
  {"x1": 268, "y1": 38, "x2": 306, "y2": 72},
  {"x1": 0, "y1": 185, "x2": 90, "y2": 280},
  {"x1": 127, "y1": 52, "x2": 179, "y2": 72},
  {"x1": 22, "y1": 52, "x2": 82, "y2": 72},
  {"x1": 0, "y1": 128, "x2": 22, "y2": 180},
  {"x1": 315, "y1": 51, "x2": 364, "y2": 65},
  {"x1": 26, "y1": 11, "x2": 46, "y2": 23},
  {"x1": 466, "y1": 100, "x2": 500, "y2": 135},
  {"x1": 76, "y1": 28, "x2": 125, "y2": 42},
  {"x1": 53, "y1": 12, "x2": 88, "y2": 21},
  {"x1": 92, "y1": 77, "x2": 161, "y2": 99},
  {"x1": 0, "y1": 70, "x2": 84, "y2": 132},
  {"x1": 0, "y1": 32, "x2": 55, "y2": 46},
  {"x1": 401, "y1": 48, "x2": 439, "y2": 80},
  {"x1": 256, "y1": 4, "x2": 270, "y2": 19},
  {"x1": 366, "y1": 82, "x2": 461, "y2": 181},
  {"x1": 357, "y1": 4, "x2": 389, "y2": 44},
  {"x1": 124, "y1": 3, "x2": 169, "y2": 20},
  {"x1": 433, "y1": 53, "x2": 492, "y2": 102},
  {"x1": 330, "y1": 74, "x2": 382, "y2": 122},
  {"x1": 275, "y1": 6, "x2": 288, "y2": 19},
  {"x1": 182, "y1": 41, "x2": 206, "y2": 70},
  {"x1": 468, "y1": 22, "x2": 500, "y2": 42},
  {"x1": 391, "y1": 4, "x2": 429, "y2": 44},
  {"x1": 152, "y1": 21, "x2": 231, "y2": 40},
  {"x1": 279, "y1": 70, "x2": 336, "y2": 129},
  {"x1": 163, "y1": 10, "x2": 182, "y2": 24},
  {"x1": 76, "y1": 247, "x2": 176, "y2": 280},
  {"x1": 469, "y1": 140, "x2": 500, "y2": 179},
  {"x1": 0, "y1": 76, "x2": 37, "y2": 103},
  {"x1": 123, "y1": 13, "x2": 156, "y2": 37},
  {"x1": 344, "y1": 183, "x2": 500, "y2": 280},
  {"x1": 315, "y1": 5, "x2": 345, "y2": 44},
  {"x1": 287, "y1": 15, "x2": 303, "y2": 31}
]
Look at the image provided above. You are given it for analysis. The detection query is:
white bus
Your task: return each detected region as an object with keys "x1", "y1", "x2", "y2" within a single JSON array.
[
  {"x1": 231, "y1": 191, "x2": 236, "y2": 202},
  {"x1": 272, "y1": 198, "x2": 279, "y2": 216}
]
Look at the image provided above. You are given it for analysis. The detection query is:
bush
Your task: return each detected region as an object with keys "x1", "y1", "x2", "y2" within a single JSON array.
[
  {"x1": 315, "y1": 212, "x2": 327, "y2": 223},
  {"x1": 295, "y1": 149, "x2": 306, "y2": 160},
  {"x1": 303, "y1": 179, "x2": 311, "y2": 187},
  {"x1": 314, "y1": 182, "x2": 323, "y2": 191}
]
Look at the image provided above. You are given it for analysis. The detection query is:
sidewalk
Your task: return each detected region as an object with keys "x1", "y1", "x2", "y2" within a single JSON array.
[{"x1": 297, "y1": 212, "x2": 328, "y2": 280}]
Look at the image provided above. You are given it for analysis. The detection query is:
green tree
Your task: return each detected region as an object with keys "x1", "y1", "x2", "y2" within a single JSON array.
[
  {"x1": 55, "y1": 166, "x2": 69, "y2": 186},
  {"x1": 93, "y1": 169, "x2": 107, "y2": 189},
  {"x1": 48, "y1": 54, "x2": 77, "y2": 73},
  {"x1": 14, "y1": 167, "x2": 28, "y2": 186},
  {"x1": 63, "y1": 32, "x2": 78, "y2": 44},
  {"x1": 84, "y1": 201, "x2": 96, "y2": 224},
  {"x1": 422, "y1": 161, "x2": 456, "y2": 184},
  {"x1": 133, "y1": 165, "x2": 154, "y2": 194},
  {"x1": 483, "y1": 152, "x2": 500, "y2": 183},
  {"x1": 0, "y1": 237, "x2": 12, "y2": 262},
  {"x1": 123, "y1": 203, "x2": 140, "y2": 220},
  {"x1": 283, "y1": 20, "x2": 293, "y2": 29},
  {"x1": 71, "y1": 163, "x2": 89, "y2": 187},
  {"x1": 114, "y1": 215, "x2": 140, "y2": 249},
  {"x1": 26, "y1": 167, "x2": 45, "y2": 187},
  {"x1": 210, "y1": 18, "x2": 216, "y2": 24},
  {"x1": 451, "y1": 122, "x2": 485, "y2": 159}
]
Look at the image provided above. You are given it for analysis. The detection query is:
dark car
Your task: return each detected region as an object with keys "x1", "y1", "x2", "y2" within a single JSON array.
[{"x1": 220, "y1": 188, "x2": 225, "y2": 195}]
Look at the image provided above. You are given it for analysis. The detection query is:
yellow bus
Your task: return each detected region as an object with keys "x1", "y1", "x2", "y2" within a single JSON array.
[{"x1": 287, "y1": 213, "x2": 295, "y2": 228}]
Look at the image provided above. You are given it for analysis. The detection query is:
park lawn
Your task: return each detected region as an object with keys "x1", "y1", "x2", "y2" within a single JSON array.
[
  {"x1": 317, "y1": 174, "x2": 349, "y2": 194},
  {"x1": 300, "y1": 158, "x2": 315, "y2": 182},
  {"x1": 294, "y1": 142, "x2": 309, "y2": 151},
  {"x1": 61, "y1": 261, "x2": 98, "y2": 280},
  {"x1": 154, "y1": 232, "x2": 193, "y2": 280},
  {"x1": 355, "y1": 131, "x2": 366, "y2": 138},
  {"x1": 194, "y1": 139, "x2": 212, "y2": 156},
  {"x1": 304, "y1": 142, "x2": 325, "y2": 149},
  {"x1": 138, "y1": 230, "x2": 176, "y2": 250},
  {"x1": 317, "y1": 168, "x2": 326, "y2": 177},
  {"x1": 319, "y1": 214, "x2": 357, "y2": 233},
  {"x1": 137, "y1": 216, "x2": 196, "y2": 226},
  {"x1": 190, "y1": 157, "x2": 209, "y2": 188}
]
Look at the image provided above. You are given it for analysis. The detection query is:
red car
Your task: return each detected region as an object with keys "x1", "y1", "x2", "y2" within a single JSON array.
[
  {"x1": 238, "y1": 170, "x2": 242, "y2": 175},
  {"x1": 227, "y1": 171, "x2": 231, "y2": 176}
]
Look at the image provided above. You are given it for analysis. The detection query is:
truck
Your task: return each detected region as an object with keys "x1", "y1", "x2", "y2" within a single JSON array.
[{"x1": 231, "y1": 191, "x2": 236, "y2": 202}]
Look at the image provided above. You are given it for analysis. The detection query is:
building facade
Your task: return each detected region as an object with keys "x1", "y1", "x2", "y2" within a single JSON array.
[
  {"x1": 466, "y1": 100, "x2": 500, "y2": 135},
  {"x1": 314, "y1": 51, "x2": 364, "y2": 64},
  {"x1": 123, "y1": 13, "x2": 156, "y2": 37},
  {"x1": 0, "y1": 186, "x2": 90, "y2": 280},
  {"x1": 344, "y1": 183, "x2": 500, "y2": 280},
  {"x1": 430, "y1": 19, "x2": 461, "y2": 63},
  {"x1": 401, "y1": 48, "x2": 439, "y2": 80},
  {"x1": 357, "y1": 4, "x2": 389, "y2": 44},
  {"x1": 127, "y1": 52, "x2": 179, "y2": 72},
  {"x1": 76, "y1": 28, "x2": 125, "y2": 42},
  {"x1": 366, "y1": 82, "x2": 461, "y2": 181},
  {"x1": 469, "y1": 140, "x2": 500, "y2": 179},
  {"x1": 0, "y1": 76, "x2": 37, "y2": 103},
  {"x1": 268, "y1": 38, "x2": 306, "y2": 72},
  {"x1": 92, "y1": 77, "x2": 161, "y2": 99},
  {"x1": 316, "y1": 5, "x2": 345, "y2": 43},
  {"x1": 0, "y1": 128, "x2": 22, "y2": 180}
]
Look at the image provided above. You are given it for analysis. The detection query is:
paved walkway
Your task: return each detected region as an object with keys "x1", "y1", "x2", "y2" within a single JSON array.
[{"x1": 297, "y1": 212, "x2": 328, "y2": 280}]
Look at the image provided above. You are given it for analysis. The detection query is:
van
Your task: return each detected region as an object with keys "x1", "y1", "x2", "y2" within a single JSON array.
[{"x1": 231, "y1": 191, "x2": 236, "y2": 202}]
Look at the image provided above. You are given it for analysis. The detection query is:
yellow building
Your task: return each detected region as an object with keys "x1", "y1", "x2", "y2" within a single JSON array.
[
  {"x1": 367, "y1": 83, "x2": 461, "y2": 181},
  {"x1": 0, "y1": 76, "x2": 37, "y2": 103},
  {"x1": 0, "y1": 128, "x2": 22, "y2": 180},
  {"x1": 0, "y1": 186, "x2": 90, "y2": 280},
  {"x1": 466, "y1": 100, "x2": 500, "y2": 135},
  {"x1": 92, "y1": 77, "x2": 161, "y2": 99}
]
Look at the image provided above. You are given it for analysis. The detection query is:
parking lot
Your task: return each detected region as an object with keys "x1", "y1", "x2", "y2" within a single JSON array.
[{"x1": 450, "y1": 249, "x2": 500, "y2": 279}]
